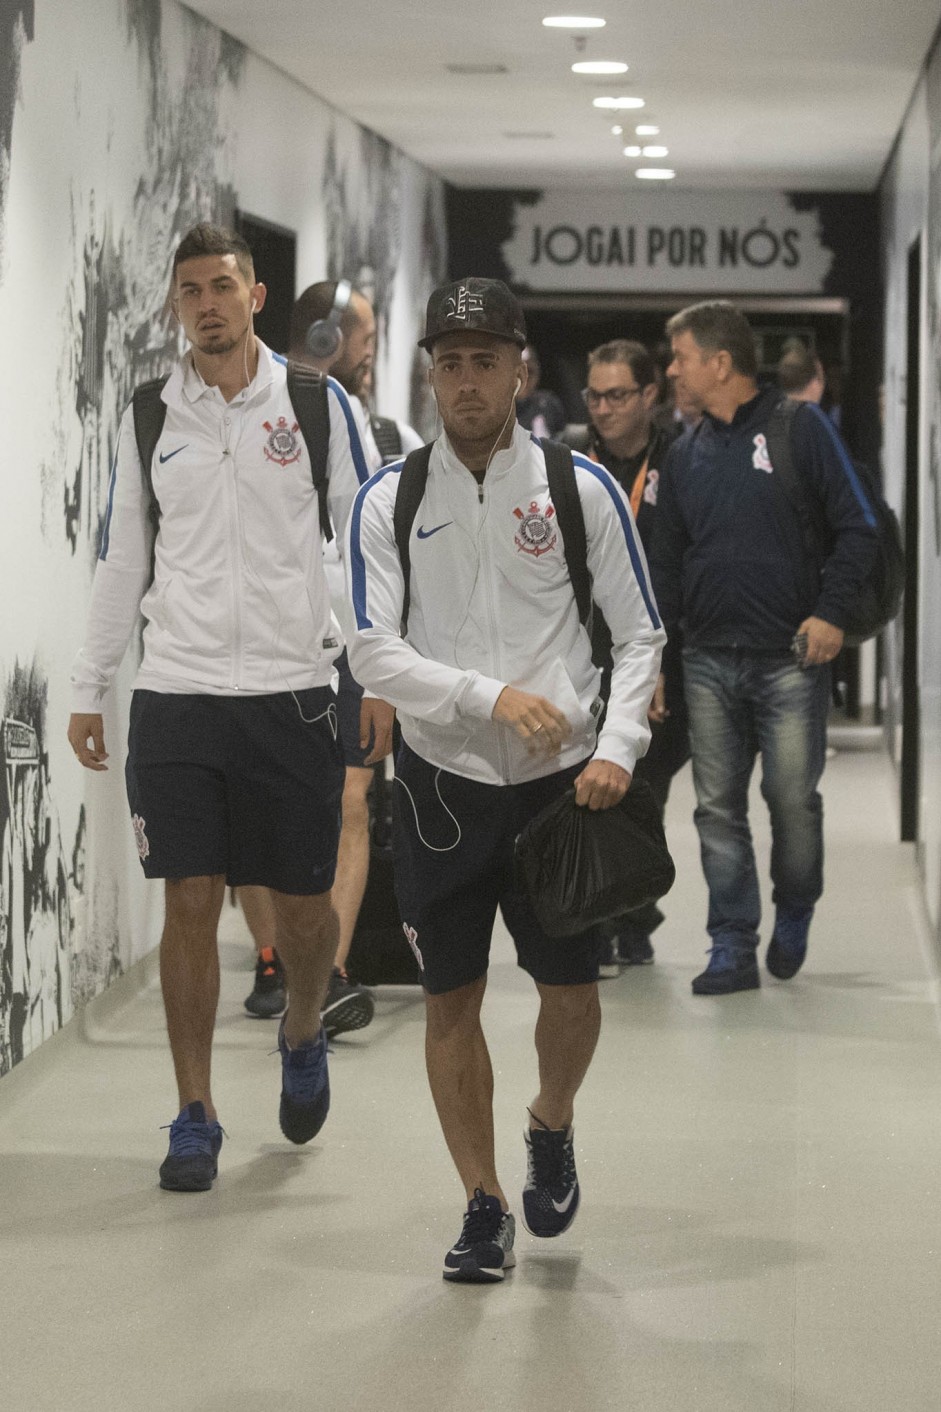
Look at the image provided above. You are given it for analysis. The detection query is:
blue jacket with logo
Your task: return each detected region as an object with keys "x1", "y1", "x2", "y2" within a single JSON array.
[{"x1": 649, "y1": 386, "x2": 879, "y2": 650}]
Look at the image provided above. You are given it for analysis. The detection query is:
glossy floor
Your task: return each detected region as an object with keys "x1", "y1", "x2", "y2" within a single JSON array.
[{"x1": 1, "y1": 740, "x2": 939, "y2": 1411}]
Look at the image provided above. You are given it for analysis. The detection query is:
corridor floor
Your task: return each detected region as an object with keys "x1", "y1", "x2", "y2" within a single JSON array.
[{"x1": 1, "y1": 741, "x2": 939, "y2": 1411}]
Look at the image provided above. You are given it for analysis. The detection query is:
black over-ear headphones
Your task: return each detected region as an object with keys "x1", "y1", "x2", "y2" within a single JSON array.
[{"x1": 305, "y1": 278, "x2": 353, "y2": 360}]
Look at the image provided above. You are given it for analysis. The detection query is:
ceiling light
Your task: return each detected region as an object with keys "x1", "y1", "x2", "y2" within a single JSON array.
[
  {"x1": 622, "y1": 145, "x2": 641, "y2": 157},
  {"x1": 642, "y1": 145, "x2": 669, "y2": 158},
  {"x1": 593, "y1": 96, "x2": 644, "y2": 110},
  {"x1": 503, "y1": 131, "x2": 555, "y2": 139},
  {"x1": 446, "y1": 63, "x2": 508, "y2": 75},
  {"x1": 635, "y1": 124, "x2": 659, "y2": 136},
  {"x1": 636, "y1": 167, "x2": 675, "y2": 180},
  {"x1": 542, "y1": 15, "x2": 606, "y2": 26},
  {"x1": 572, "y1": 60, "x2": 628, "y2": 74},
  {"x1": 610, "y1": 125, "x2": 623, "y2": 135}
]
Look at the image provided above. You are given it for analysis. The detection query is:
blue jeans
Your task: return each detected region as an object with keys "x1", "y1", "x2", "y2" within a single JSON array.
[{"x1": 683, "y1": 648, "x2": 830, "y2": 951}]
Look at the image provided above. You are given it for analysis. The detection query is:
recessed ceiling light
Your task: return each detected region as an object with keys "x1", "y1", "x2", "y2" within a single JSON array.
[
  {"x1": 642, "y1": 145, "x2": 669, "y2": 158},
  {"x1": 593, "y1": 95, "x2": 645, "y2": 109},
  {"x1": 636, "y1": 167, "x2": 675, "y2": 180},
  {"x1": 542, "y1": 15, "x2": 606, "y2": 26},
  {"x1": 610, "y1": 125, "x2": 623, "y2": 135},
  {"x1": 572, "y1": 60, "x2": 628, "y2": 74},
  {"x1": 446, "y1": 63, "x2": 508, "y2": 75},
  {"x1": 635, "y1": 124, "x2": 660, "y2": 136},
  {"x1": 622, "y1": 145, "x2": 641, "y2": 157}
]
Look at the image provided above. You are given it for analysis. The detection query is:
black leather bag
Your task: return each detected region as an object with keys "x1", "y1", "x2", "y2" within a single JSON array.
[{"x1": 515, "y1": 778, "x2": 676, "y2": 939}]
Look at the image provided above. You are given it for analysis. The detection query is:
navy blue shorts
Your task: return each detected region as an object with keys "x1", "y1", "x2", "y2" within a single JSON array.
[
  {"x1": 335, "y1": 649, "x2": 372, "y2": 770},
  {"x1": 125, "y1": 689, "x2": 344, "y2": 894},
  {"x1": 392, "y1": 743, "x2": 603, "y2": 994}
]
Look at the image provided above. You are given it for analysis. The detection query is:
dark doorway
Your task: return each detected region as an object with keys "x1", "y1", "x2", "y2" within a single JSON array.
[
  {"x1": 900, "y1": 238, "x2": 921, "y2": 843},
  {"x1": 235, "y1": 212, "x2": 297, "y2": 355}
]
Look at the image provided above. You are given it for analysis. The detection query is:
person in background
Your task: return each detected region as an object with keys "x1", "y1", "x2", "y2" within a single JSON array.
[
  {"x1": 515, "y1": 344, "x2": 567, "y2": 439},
  {"x1": 240, "y1": 280, "x2": 394, "y2": 1038},
  {"x1": 777, "y1": 341, "x2": 826, "y2": 405},
  {"x1": 583, "y1": 339, "x2": 690, "y2": 969},
  {"x1": 651, "y1": 301, "x2": 878, "y2": 996},
  {"x1": 358, "y1": 363, "x2": 425, "y2": 466}
]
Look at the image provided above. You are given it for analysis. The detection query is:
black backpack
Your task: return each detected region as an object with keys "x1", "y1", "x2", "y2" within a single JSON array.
[
  {"x1": 131, "y1": 360, "x2": 333, "y2": 539},
  {"x1": 369, "y1": 413, "x2": 404, "y2": 466},
  {"x1": 765, "y1": 397, "x2": 905, "y2": 646},
  {"x1": 392, "y1": 439, "x2": 595, "y2": 634}
]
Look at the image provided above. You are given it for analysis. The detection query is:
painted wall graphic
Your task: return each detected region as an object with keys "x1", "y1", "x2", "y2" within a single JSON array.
[{"x1": 0, "y1": 0, "x2": 445, "y2": 1073}]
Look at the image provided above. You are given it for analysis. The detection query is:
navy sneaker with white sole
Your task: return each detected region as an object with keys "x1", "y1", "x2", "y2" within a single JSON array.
[
  {"x1": 278, "y1": 1015, "x2": 330, "y2": 1144},
  {"x1": 443, "y1": 1188, "x2": 516, "y2": 1284},
  {"x1": 522, "y1": 1111, "x2": 580, "y2": 1238},
  {"x1": 159, "y1": 1101, "x2": 224, "y2": 1192}
]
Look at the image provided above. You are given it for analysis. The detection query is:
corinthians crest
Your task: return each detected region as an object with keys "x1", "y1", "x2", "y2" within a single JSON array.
[
  {"x1": 263, "y1": 417, "x2": 302, "y2": 467},
  {"x1": 513, "y1": 499, "x2": 557, "y2": 557}
]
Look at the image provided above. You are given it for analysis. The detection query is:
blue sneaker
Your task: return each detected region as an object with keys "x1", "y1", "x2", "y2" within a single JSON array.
[
  {"x1": 278, "y1": 1015, "x2": 330, "y2": 1144},
  {"x1": 522, "y1": 1111, "x2": 580, "y2": 1238},
  {"x1": 159, "y1": 1101, "x2": 223, "y2": 1192},
  {"x1": 691, "y1": 943, "x2": 760, "y2": 995},
  {"x1": 766, "y1": 905, "x2": 813, "y2": 980},
  {"x1": 443, "y1": 1189, "x2": 516, "y2": 1283}
]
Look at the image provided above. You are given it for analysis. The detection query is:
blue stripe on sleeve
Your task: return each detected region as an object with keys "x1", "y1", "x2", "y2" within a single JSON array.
[
  {"x1": 350, "y1": 463, "x2": 403, "y2": 630},
  {"x1": 803, "y1": 403, "x2": 877, "y2": 529},
  {"x1": 327, "y1": 376, "x2": 371, "y2": 485},
  {"x1": 571, "y1": 453, "x2": 663, "y2": 629}
]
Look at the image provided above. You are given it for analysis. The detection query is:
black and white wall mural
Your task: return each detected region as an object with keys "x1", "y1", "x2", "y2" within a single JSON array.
[{"x1": 0, "y1": 0, "x2": 446, "y2": 1074}]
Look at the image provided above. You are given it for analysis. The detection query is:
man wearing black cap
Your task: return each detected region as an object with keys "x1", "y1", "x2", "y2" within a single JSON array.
[{"x1": 346, "y1": 277, "x2": 665, "y2": 1283}]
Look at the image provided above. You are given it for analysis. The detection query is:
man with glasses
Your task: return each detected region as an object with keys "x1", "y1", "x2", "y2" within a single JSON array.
[{"x1": 584, "y1": 340, "x2": 690, "y2": 968}]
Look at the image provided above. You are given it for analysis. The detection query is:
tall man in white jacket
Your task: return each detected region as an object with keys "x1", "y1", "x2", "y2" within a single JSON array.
[
  {"x1": 346, "y1": 278, "x2": 665, "y2": 1282},
  {"x1": 67, "y1": 223, "x2": 376, "y2": 1192}
]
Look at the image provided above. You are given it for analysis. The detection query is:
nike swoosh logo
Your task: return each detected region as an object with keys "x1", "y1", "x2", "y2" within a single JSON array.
[
  {"x1": 551, "y1": 1188, "x2": 577, "y2": 1214},
  {"x1": 416, "y1": 522, "x2": 452, "y2": 539},
  {"x1": 158, "y1": 445, "x2": 188, "y2": 463}
]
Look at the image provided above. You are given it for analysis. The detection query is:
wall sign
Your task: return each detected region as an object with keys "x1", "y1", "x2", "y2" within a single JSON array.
[{"x1": 499, "y1": 190, "x2": 834, "y2": 294}]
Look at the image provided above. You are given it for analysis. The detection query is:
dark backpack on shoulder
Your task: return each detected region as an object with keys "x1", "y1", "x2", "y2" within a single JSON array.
[
  {"x1": 131, "y1": 359, "x2": 334, "y2": 538},
  {"x1": 765, "y1": 397, "x2": 904, "y2": 646},
  {"x1": 392, "y1": 437, "x2": 595, "y2": 634},
  {"x1": 370, "y1": 413, "x2": 404, "y2": 466}
]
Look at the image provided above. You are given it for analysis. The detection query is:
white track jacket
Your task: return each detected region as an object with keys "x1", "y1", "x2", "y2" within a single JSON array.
[
  {"x1": 70, "y1": 342, "x2": 369, "y2": 711},
  {"x1": 346, "y1": 422, "x2": 666, "y2": 786}
]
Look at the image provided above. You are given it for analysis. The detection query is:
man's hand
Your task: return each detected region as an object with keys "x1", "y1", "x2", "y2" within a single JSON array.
[
  {"x1": 492, "y1": 687, "x2": 571, "y2": 758},
  {"x1": 68, "y1": 713, "x2": 109, "y2": 771},
  {"x1": 797, "y1": 616, "x2": 844, "y2": 668},
  {"x1": 574, "y1": 759, "x2": 631, "y2": 811},
  {"x1": 360, "y1": 698, "x2": 395, "y2": 765},
  {"x1": 648, "y1": 673, "x2": 668, "y2": 725}
]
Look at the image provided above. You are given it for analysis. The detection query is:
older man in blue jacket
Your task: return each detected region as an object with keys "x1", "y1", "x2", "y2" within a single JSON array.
[{"x1": 650, "y1": 301, "x2": 878, "y2": 996}]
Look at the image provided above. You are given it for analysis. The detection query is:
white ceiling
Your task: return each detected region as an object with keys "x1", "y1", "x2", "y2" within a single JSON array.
[{"x1": 186, "y1": 0, "x2": 941, "y2": 190}]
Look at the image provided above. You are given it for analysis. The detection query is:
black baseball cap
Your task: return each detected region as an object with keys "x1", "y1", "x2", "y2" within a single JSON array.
[{"x1": 418, "y1": 277, "x2": 527, "y2": 351}]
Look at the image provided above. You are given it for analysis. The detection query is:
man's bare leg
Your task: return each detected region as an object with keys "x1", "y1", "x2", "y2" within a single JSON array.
[
  {"x1": 160, "y1": 875, "x2": 226, "y2": 1119},
  {"x1": 530, "y1": 980, "x2": 601, "y2": 1129},
  {"x1": 424, "y1": 975, "x2": 508, "y2": 1209},
  {"x1": 332, "y1": 765, "x2": 372, "y2": 970},
  {"x1": 238, "y1": 884, "x2": 277, "y2": 954},
  {"x1": 271, "y1": 889, "x2": 338, "y2": 1046}
]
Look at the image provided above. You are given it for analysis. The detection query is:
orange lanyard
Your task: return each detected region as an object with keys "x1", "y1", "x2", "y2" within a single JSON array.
[{"x1": 629, "y1": 454, "x2": 650, "y2": 519}]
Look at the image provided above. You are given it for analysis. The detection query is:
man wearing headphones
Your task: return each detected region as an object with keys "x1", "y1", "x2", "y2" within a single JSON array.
[
  {"x1": 347, "y1": 278, "x2": 665, "y2": 1283},
  {"x1": 238, "y1": 278, "x2": 392, "y2": 1037},
  {"x1": 67, "y1": 224, "x2": 375, "y2": 1193}
]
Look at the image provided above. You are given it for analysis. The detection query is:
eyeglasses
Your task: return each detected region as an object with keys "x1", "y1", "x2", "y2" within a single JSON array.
[{"x1": 582, "y1": 385, "x2": 643, "y2": 408}]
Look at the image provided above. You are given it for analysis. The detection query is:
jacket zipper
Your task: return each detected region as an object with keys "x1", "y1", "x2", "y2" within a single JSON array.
[
  {"x1": 222, "y1": 414, "x2": 243, "y2": 689},
  {"x1": 477, "y1": 477, "x2": 511, "y2": 783}
]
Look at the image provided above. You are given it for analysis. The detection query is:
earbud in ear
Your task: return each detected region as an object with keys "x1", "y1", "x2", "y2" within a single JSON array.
[
  {"x1": 515, "y1": 377, "x2": 523, "y2": 396},
  {"x1": 250, "y1": 297, "x2": 257, "y2": 313}
]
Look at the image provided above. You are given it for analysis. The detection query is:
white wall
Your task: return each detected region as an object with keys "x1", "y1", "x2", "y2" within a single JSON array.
[
  {"x1": 0, "y1": 0, "x2": 445, "y2": 1073},
  {"x1": 881, "y1": 57, "x2": 941, "y2": 938}
]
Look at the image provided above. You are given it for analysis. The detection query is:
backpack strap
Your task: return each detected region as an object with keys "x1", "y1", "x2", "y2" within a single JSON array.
[
  {"x1": 286, "y1": 359, "x2": 332, "y2": 541},
  {"x1": 764, "y1": 395, "x2": 827, "y2": 565},
  {"x1": 131, "y1": 376, "x2": 170, "y2": 527},
  {"x1": 393, "y1": 444, "x2": 434, "y2": 634},
  {"x1": 370, "y1": 413, "x2": 403, "y2": 464},
  {"x1": 542, "y1": 438, "x2": 593, "y2": 629}
]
